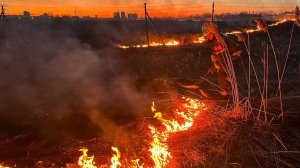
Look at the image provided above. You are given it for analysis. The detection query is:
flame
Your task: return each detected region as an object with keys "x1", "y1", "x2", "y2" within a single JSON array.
[
  {"x1": 78, "y1": 148, "x2": 97, "y2": 168},
  {"x1": 77, "y1": 97, "x2": 207, "y2": 168},
  {"x1": 149, "y1": 102, "x2": 170, "y2": 168},
  {"x1": 149, "y1": 97, "x2": 207, "y2": 168},
  {"x1": 78, "y1": 147, "x2": 144, "y2": 168},
  {"x1": 269, "y1": 18, "x2": 287, "y2": 27},
  {"x1": 130, "y1": 159, "x2": 144, "y2": 168},
  {"x1": 246, "y1": 28, "x2": 261, "y2": 33},
  {"x1": 226, "y1": 18, "x2": 291, "y2": 35},
  {"x1": 225, "y1": 31, "x2": 242, "y2": 35},
  {"x1": 116, "y1": 44, "x2": 130, "y2": 49},
  {"x1": 165, "y1": 40, "x2": 180, "y2": 46},
  {"x1": 151, "y1": 101, "x2": 156, "y2": 112},
  {"x1": 148, "y1": 128, "x2": 171, "y2": 168},
  {"x1": 135, "y1": 44, "x2": 149, "y2": 48},
  {"x1": 0, "y1": 164, "x2": 10, "y2": 168},
  {"x1": 117, "y1": 40, "x2": 180, "y2": 49},
  {"x1": 193, "y1": 36, "x2": 206, "y2": 44},
  {"x1": 110, "y1": 147, "x2": 121, "y2": 168},
  {"x1": 117, "y1": 18, "x2": 291, "y2": 49}
]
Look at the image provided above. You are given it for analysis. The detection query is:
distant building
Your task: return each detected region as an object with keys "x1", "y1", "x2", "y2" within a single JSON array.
[
  {"x1": 128, "y1": 13, "x2": 138, "y2": 20},
  {"x1": 23, "y1": 11, "x2": 31, "y2": 19},
  {"x1": 39, "y1": 13, "x2": 51, "y2": 21},
  {"x1": 41, "y1": 13, "x2": 50, "y2": 19},
  {"x1": 113, "y1": 12, "x2": 120, "y2": 19},
  {"x1": 83, "y1": 16, "x2": 92, "y2": 20},
  {"x1": 43, "y1": 13, "x2": 49, "y2": 18},
  {"x1": 121, "y1": 11, "x2": 126, "y2": 19}
]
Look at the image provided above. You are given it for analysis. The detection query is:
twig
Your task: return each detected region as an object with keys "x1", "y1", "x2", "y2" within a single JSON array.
[
  {"x1": 266, "y1": 29, "x2": 284, "y2": 119},
  {"x1": 271, "y1": 151, "x2": 300, "y2": 154},
  {"x1": 272, "y1": 133, "x2": 287, "y2": 151},
  {"x1": 248, "y1": 143, "x2": 262, "y2": 168},
  {"x1": 298, "y1": 62, "x2": 300, "y2": 88},
  {"x1": 278, "y1": 23, "x2": 295, "y2": 90}
]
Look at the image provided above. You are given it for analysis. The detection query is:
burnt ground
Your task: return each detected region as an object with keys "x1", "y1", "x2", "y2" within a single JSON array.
[{"x1": 0, "y1": 21, "x2": 299, "y2": 167}]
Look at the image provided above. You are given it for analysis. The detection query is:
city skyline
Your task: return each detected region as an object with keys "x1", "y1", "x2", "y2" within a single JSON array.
[{"x1": 2, "y1": 0, "x2": 299, "y2": 18}]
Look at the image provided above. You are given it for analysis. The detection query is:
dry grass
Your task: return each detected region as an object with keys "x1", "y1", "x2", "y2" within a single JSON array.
[{"x1": 164, "y1": 99, "x2": 300, "y2": 168}]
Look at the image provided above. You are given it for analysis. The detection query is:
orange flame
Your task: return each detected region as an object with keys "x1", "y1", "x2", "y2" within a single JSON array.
[
  {"x1": 165, "y1": 40, "x2": 180, "y2": 46},
  {"x1": 193, "y1": 36, "x2": 206, "y2": 44},
  {"x1": 149, "y1": 97, "x2": 207, "y2": 168},
  {"x1": 225, "y1": 31, "x2": 242, "y2": 35},
  {"x1": 269, "y1": 19, "x2": 287, "y2": 27},
  {"x1": 0, "y1": 164, "x2": 10, "y2": 168},
  {"x1": 116, "y1": 44, "x2": 130, "y2": 49},
  {"x1": 117, "y1": 18, "x2": 290, "y2": 49},
  {"x1": 110, "y1": 147, "x2": 121, "y2": 168},
  {"x1": 226, "y1": 18, "x2": 290, "y2": 35},
  {"x1": 78, "y1": 148, "x2": 97, "y2": 168},
  {"x1": 77, "y1": 97, "x2": 207, "y2": 168},
  {"x1": 130, "y1": 159, "x2": 144, "y2": 168},
  {"x1": 149, "y1": 122, "x2": 171, "y2": 167}
]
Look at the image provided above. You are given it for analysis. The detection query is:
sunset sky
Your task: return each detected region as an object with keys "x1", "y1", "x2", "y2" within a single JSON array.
[{"x1": 2, "y1": 0, "x2": 299, "y2": 18}]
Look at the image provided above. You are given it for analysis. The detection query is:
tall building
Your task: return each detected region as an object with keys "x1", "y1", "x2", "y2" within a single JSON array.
[
  {"x1": 121, "y1": 11, "x2": 126, "y2": 19},
  {"x1": 23, "y1": 11, "x2": 31, "y2": 19},
  {"x1": 128, "y1": 13, "x2": 138, "y2": 20},
  {"x1": 113, "y1": 12, "x2": 120, "y2": 19},
  {"x1": 42, "y1": 13, "x2": 50, "y2": 20}
]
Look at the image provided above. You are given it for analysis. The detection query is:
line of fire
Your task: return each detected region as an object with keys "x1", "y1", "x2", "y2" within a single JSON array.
[{"x1": 0, "y1": 1, "x2": 300, "y2": 168}]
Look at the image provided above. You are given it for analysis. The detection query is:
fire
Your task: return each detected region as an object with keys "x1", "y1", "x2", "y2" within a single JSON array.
[
  {"x1": 193, "y1": 36, "x2": 206, "y2": 44},
  {"x1": 135, "y1": 44, "x2": 149, "y2": 48},
  {"x1": 269, "y1": 18, "x2": 287, "y2": 27},
  {"x1": 225, "y1": 31, "x2": 242, "y2": 35},
  {"x1": 148, "y1": 128, "x2": 171, "y2": 168},
  {"x1": 151, "y1": 101, "x2": 157, "y2": 112},
  {"x1": 116, "y1": 44, "x2": 130, "y2": 49},
  {"x1": 245, "y1": 28, "x2": 260, "y2": 33},
  {"x1": 78, "y1": 148, "x2": 97, "y2": 168},
  {"x1": 226, "y1": 18, "x2": 291, "y2": 35},
  {"x1": 165, "y1": 40, "x2": 180, "y2": 46},
  {"x1": 130, "y1": 159, "x2": 144, "y2": 168},
  {"x1": 117, "y1": 40, "x2": 180, "y2": 49},
  {"x1": 110, "y1": 147, "x2": 121, "y2": 168},
  {"x1": 0, "y1": 164, "x2": 10, "y2": 168},
  {"x1": 148, "y1": 97, "x2": 207, "y2": 168},
  {"x1": 77, "y1": 17, "x2": 292, "y2": 168},
  {"x1": 77, "y1": 97, "x2": 207, "y2": 168},
  {"x1": 117, "y1": 18, "x2": 291, "y2": 49}
]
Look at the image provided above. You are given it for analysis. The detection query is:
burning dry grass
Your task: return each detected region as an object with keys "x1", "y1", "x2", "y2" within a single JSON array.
[
  {"x1": 55, "y1": 39, "x2": 300, "y2": 166},
  {"x1": 0, "y1": 164, "x2": 10, "y2": 168},
  {"x1": 1, "y1": 97, "x2": 298, "y2": 168},
  {"x1": 166, "y1": 100, "x2": 299, "y2": 168},
  {"x1": 68, "y1": 96, "x2": 300, "y2": 168},
  {"x1": 116, "y1": 19, "x2": 292, "y2": 50}
]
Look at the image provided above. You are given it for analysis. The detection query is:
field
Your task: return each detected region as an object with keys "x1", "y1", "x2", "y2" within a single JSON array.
[{"x1": 0, "y1": 19, "x2": 299, "y2": 167}]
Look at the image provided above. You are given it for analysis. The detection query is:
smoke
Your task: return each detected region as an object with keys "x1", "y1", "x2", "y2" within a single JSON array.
[{"x1": 0, "y1": 22, "x2": 151, "y2": 146}]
